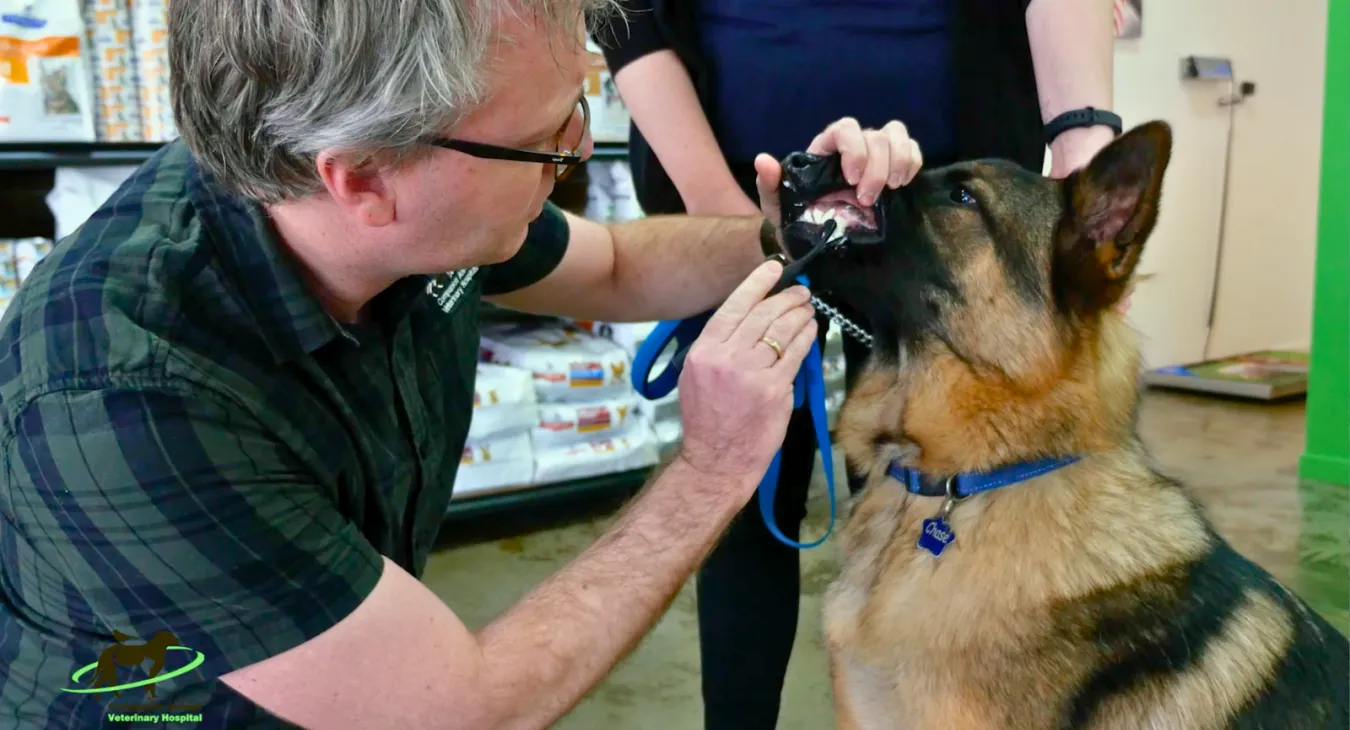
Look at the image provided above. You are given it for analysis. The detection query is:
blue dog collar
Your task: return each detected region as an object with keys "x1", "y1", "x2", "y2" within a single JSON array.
[
  {"x1": 630, "y1": 275, "x2": 836, "y2": 550},
  {"x1": 887, "y1": 455, "x2": 1081, "y2": 499}
]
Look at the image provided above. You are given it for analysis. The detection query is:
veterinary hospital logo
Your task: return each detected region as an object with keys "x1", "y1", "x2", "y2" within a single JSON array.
[
  {"x1": 61, "y1": 629, "x2": 206, "y2": 724},
  {"x1": 427, "y1": 267, "x2": 479, "y2": 314}
]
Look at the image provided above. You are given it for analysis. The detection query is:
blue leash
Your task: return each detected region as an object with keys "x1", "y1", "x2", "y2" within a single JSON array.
[{"x1": 631, "y1": 276, "x2": 837, "y2": 550}]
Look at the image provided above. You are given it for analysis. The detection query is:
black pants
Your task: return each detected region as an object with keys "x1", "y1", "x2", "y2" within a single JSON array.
[{"x1": 696, "y1": 161, "x2": 871, "y2": 730}]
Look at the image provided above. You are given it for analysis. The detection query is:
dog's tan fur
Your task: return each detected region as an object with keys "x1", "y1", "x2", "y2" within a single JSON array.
[{"x1": 815, "y1": 122, "x2": 1345, "y2": 729}]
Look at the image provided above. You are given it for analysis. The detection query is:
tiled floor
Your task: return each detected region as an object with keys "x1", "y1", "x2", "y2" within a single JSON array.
[{"x1": 422, "y1": 389, "x2": 1349, "y2": 729}]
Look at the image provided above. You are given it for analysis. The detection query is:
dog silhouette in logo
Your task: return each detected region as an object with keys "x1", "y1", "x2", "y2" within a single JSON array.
[{"x1": 89, "y1": 630, "x2": 180, "y2": 699}]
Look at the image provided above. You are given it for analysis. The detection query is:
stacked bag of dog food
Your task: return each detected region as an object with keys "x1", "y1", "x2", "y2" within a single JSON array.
[
  {"x1": 128, "y1": 0, "x2": 173, "y2": 142},
  {"x1": 455, "y1": 362, "x2": 539, "y2": 499},
  {"x1": 473, "y1": 321, "x2": 660, "y2": 490},
  {"x1": 83, "y1": 0, "x2": 140, "y2": 141},
  {"x1": 570, "y1": 319, "x2": 682, "y2": 456}
]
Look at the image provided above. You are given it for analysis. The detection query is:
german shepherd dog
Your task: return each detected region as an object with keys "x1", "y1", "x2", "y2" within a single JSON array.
[{"x1": 773, "y1": 121, "x2": 1349, "y2": 729}]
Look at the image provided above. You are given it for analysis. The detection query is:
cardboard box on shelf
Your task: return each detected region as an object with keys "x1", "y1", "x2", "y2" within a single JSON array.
[
  {"x1": 84, "y1": 0, "x2": 140, "y2": 141},
  {"x1": 131, "y1": 0, "x2": 174, "y2": 142}
]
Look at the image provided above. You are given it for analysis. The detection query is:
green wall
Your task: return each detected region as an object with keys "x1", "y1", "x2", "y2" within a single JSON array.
[{"x1": 1300, "y1": 0, "x2": 1349, "y2": 486}]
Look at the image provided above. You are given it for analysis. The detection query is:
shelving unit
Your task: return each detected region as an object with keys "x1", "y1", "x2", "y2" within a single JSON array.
[
  {"x1": 444, "y1": 467, "x2": 652, "y2": 521},
  {"x1": 0, "y1": 137, "x2": 650, "y2": 523},
  {"x1": 0, "y1": 141, "x2": 166, "y2": 171}
]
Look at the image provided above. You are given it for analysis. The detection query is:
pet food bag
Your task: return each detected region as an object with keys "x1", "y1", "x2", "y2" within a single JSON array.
[
  {"x1": 479, "y1": 322, "x2": 632, "y2": 403},
  {"x1": 131, "y1": 0, "x2": 174, "y2": 142},
  {"x1": 532, "y1": 395, "x2": 641, "y2": 449},
  {"x1": 454, "y1": 431, "x2": 534, "y2": 498},
  {"x1": 533, "y1": 418, "x2": 659, "y2": 484},
  {"x1": 84, "y1": 0, "x2": 140, "y2": 140},
  {"x1": 0, "y1": 0, "x2": 97, "y2": 141},
  {"x1": 467, "y1": 363, "x2": 538, "y2": 442}
]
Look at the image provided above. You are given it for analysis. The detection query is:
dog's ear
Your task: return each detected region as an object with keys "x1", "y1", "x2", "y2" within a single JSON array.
[{"x1": 1053, "y1": 121, "x2": 1172, "y2": 315}]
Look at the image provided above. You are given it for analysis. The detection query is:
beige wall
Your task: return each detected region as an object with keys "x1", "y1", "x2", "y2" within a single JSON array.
[
  {"x1": 1053, "y1": 0, "x2": 1329, "y2": 368},
  {"x1": 1199, "y1": 0, "x2": 1329, "y2": 359}
]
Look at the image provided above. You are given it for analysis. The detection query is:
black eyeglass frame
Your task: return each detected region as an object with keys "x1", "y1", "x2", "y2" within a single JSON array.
[{"x1": 425, "y1": 94, "x2": 589, "y2": 180}]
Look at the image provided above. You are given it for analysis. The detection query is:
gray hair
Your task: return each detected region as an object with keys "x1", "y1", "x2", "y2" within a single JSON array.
[{"x1": 168, "y1": 0, "x2": 622, "y2": 204}]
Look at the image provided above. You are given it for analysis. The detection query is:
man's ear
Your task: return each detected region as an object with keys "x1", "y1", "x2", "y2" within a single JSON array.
[
  {"x1": 315, "y1": 150, "x2": 397, "y2": 228},
  {"x1": 1052, "y1": 120, "x2": 1172, "y2": 315}
]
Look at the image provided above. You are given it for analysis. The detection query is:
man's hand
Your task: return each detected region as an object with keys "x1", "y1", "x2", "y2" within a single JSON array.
[
  {"x1": 752, "y1": 117, "x2": 924, "y2": 234},
  {"x1": 677, "y1": 260, "x2": 817, "y2": 487}
]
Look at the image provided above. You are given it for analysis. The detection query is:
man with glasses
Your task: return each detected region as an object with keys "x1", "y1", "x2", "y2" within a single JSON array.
[{"x1": 0, "y1": 2, "x2": 922, "y2": 729}]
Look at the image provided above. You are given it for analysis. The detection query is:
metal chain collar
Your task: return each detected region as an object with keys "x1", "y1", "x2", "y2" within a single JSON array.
[{"x1": 810, "y1": 295, "x2": 874, "y2": 348}]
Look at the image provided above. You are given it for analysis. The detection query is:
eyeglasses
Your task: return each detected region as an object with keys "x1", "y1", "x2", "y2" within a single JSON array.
[{"x1": 426, "y1": 94, "x2": 590, "y2": 181}]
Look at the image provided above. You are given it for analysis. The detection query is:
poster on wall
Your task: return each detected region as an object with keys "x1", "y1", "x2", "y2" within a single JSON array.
[{"x1": 1114, "y1": 0, "x2": 1142, "y2": 39}]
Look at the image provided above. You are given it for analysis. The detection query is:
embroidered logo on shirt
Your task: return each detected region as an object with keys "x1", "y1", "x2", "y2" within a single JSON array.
[{"x1": 427, "y1": 267, "x2": 479, "y2": 314}]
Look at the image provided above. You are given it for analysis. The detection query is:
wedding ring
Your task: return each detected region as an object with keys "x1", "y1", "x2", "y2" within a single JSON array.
[{"x1": 759, "y1": 336, "x2": 784, "y2": 360}]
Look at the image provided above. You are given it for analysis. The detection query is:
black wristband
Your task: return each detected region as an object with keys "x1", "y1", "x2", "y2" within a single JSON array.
[{"x1": 1043, "y1": 107, "x2": 1123, "y2": 146}]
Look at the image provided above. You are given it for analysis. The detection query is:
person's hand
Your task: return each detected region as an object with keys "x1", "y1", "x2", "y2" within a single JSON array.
[
  {"x1": 676, "y1": 260, "x2": 817, "y2": 491},
  {"x1": 1049, "y1": 125, "x2": 1118, "y2": 179},
  {"x1": 752, "y1": 117, "x2": 924, "y2": 235}
]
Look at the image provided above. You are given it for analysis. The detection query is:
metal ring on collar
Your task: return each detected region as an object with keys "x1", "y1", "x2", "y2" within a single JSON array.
[{"x1": 945, "y1": 475, "x2": 970, "y2": 502}]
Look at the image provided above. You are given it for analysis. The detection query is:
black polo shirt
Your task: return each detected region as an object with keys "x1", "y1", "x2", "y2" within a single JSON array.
[{"x1": 0, "y1": 139, "x2": 568, "y2": 728}]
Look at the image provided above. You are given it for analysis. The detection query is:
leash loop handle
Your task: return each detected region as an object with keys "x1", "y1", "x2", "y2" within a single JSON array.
[{"x1": 630, "y1": 276, "x2": 836, "y2": 550}]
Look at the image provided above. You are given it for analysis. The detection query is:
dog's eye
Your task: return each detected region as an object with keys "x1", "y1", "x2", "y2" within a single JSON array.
[{"x1": 950, "y1": 186, "x2": 977, "y2": 206}]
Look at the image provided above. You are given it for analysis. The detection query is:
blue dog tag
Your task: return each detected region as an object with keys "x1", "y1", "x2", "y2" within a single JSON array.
[{"x1": 917, "y1": 517, "x2": 955, "y2": 557}]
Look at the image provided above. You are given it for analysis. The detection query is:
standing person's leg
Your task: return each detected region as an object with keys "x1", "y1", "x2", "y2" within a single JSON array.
[{"x1": 695, "y1": 160, "x2": 823, "y2": 730}]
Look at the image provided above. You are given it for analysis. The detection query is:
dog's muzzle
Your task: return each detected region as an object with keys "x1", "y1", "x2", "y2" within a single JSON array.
[{"x1": 778, "y1": 152, "x2": 887, "y2": 261}]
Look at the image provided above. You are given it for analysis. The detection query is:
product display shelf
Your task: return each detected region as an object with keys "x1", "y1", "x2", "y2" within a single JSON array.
[
  {"x1": 456, "y1": 303, "x2": 664, "y2": 518},
  {"x1": 0, "y1": 140, "x2": 629, "y2": 172},
  {"x1": 0, "y1": 141, "x2": 166, "y2": 170},
  {"x1": 443, "y1": 466, "x2": 654, "y2": 521}
]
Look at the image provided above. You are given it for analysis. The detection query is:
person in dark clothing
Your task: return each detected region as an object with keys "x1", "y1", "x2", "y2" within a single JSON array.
[{"x1": 596, "y1": 2, "x2": 1121, "y2": 728}]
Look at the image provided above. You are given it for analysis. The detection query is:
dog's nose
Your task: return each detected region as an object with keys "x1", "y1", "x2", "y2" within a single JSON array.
[
  {"x1": 781, "y1": 152, "x2": 819, "y2": 179},
  {"x1": 780, "y1": 152, "x2": 834, "y2": 192}
]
